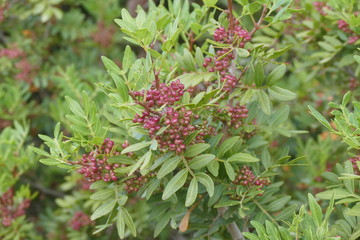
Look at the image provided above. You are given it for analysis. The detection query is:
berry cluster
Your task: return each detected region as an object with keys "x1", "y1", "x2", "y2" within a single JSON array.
[
  {"x1": 77, "y1": 138, "x2": 120, "y2": 182},
  {"x1": 132, "y1": 79, "x2": 185, "y2": 108},
  {"x1": 124, "y1": 172, "x2": 156, "y2": 193},
  {"x1": 313, "y1": 2, "x2": 331, "y2": 16},
  {"x1": 216, "y1": 104, "x2": 249, "y2": 129},
  {"x1": 213, "y1": 25, "x2": 251, "y2": 48},
  {"x1": 232, "y1": 166, "x2": 271, "y2": 189},
  {"x1": 349, "y1": 77, "x2": 358, "y2": 90},
  {"x1": 337, "y1": 20, "x2": 360, "y2": 44},
  {"x1": 349, "y1": 156, "x2": 360, "y2": 175},
  {"x1": 132, "y1": 80, "x2": 211, "y2": 153},
  {"x1": 203, "y1": 22, "x2": 251, "y2": 92},
  {"x1": 92, "y1": 21, "x2": 116, "y2": 48},
  {"x1": 70, "y1": 211, "x2": 92, "y2": 231},
  {"x1": 0, "y1": 45, "x2": 36, "y2": 83},
  {"x1": 0, "y1": 188, "x2": 31, "y2": 227}
]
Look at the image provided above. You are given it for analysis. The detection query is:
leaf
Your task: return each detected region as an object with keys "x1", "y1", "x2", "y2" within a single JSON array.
[
  {"x1": 188, "y1": 154, "x2": 215, "y2": 170},
  {"x1": 157, "y1": 156, "x2": 181, "y2": 179},
  {"x1": 254, "y1": 62, "x2": 265, "y2": 87},
  {"x1": 65, "y1": 96, "x2": 85, "y2": 117},
  {"x1": 308, "y1": 105, "x2": 332, "y2": 130},
  {"x1": 121, "y1": 141, "x2": 152, "y2": 154},
  {"x1": 162, "y1": 169, "x2": 188, "y2": 200},
  {"x1": 217, "y1": 136, "x2": 240, "y2": 158},
  {"x1": 91, "y1": 199, "x2": 117, "y2": 220},
  {"x1": 355, "y1": 55, "x2": 360, "y2": 64},
  {"x1": 154, "y1": 212, "x2": 172, "y2": 237},
  {"x1": 256, "y1": 90, "x2": 271, "y2": 115},
  {"x1": 196, "y1": 172, "x2": 214, "y2": 197},
  {"x1": 267, "y1": 64, "x2": 286, "y2": 86},
  {"x1": 184, "y1": 143, "x2": 210, "y2": 158},
  {"x1": 122, "y1": 45, "x2": 133, "y2": 71},
  {"x1": 185, "y1": 178, "x2": 198, "y2": 207},
  {"x1": 90, "y1": 188, "x2": 114, "y2": 201},
  {"x1": 116, "y1": 211, "x2": 125, "y2": 239},
  {"x1": 224, "y1": 162, "x2": 235, "y2": 181},
  {"x1": 121, "y1": 207, "x2": 137, "y2": 237},
  {"x1": 101, "y1": 56, "x2": 122, "y2": 75},
  {"x1": 203, "y1": 0, "x2": 218, "y2": 7},
  {"x1": 207, "y1": 160, "x2": 219, "y2": 177},
  {"x1": 308, "y1": 193, "x2": 322, "y2": 227},
  {"x1": 316, "y1": 189, "x2": 352, "y2": 200},
  {"x1": 227, "y1": 153, "x2": 260, "y2": 163},
  {"x1": 268, "y1": 86, "x2": 296, "y2": 101},
  {"x1": 266, "y1": 196, "x2": 291, "y2": 212},
  {"x1": 214, "y1": 200, "x2": 239, "y2": 208}
]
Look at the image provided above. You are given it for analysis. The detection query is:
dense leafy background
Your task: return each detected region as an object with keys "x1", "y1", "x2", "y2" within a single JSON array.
[{"x1": 0, "y1": 0, "x2": 359, "y2": 239}]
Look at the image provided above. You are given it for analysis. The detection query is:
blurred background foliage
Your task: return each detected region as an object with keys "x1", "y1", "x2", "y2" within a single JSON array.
[{"x1": 0, "y1": 0, "x2": 359, "y2": 239}]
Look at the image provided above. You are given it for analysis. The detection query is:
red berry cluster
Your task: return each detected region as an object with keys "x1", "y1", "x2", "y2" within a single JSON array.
[
  {"x1": 124, "y1": 172, "x2": 156, "y2": 193},
  {"x1": 92, "y1": 21, "x2": 116, "y2": 48},
  {"x1": 232, "y1": 166, "x2": 271, "y2": 189},
  {"x1": 350, "y1": 156, "x2": 360, "y2": 175},
  {"x1": 70, "y1": 211, "x2": 92, "y2": 231},
  {"x1": 313, "y1": 2, "x2": 331, "y2": 16},
  {"x1": 337, "y1": 19, "x2": 360, "y2": 44},
  {"x1": 203, "y1": 22, "x2": 251, "y2": 92},
  {"x1": 132, "y1": 79, "x2": 185, "y2": 108},
  {"x1": 77, "y1": 138, "x2": 120, "y2": 182},
  {"x1": 217, "y1": 104, "x2": 249, "y2": 129},
  {"x1": 0, "y1": 45, "x2": 36, "y2": 83},
  {"x1": 0, "y1": 188, "x2": 31, "y2": 227},
  {"x1": 132, "y1": 80, "x2": 211, "y2": 153},
  {"x1": 349, "y1": 77, "x2": 358, "y2": 90},
  {"x1": 213, "y1": 25, "x2": 251, "y2": 48}
]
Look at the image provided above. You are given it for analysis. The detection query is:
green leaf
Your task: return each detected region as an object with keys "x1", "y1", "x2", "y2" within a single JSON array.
[
  {"x1": 157, "y1": 156, "x2": 181, "y2": 179},
  {"x1": 342, "y1": 91, "x2": 351, "y2": 107},
  {"x1": 184, "y1": 143, "x2": 210, "y2": 158},
  {"x1": 121, "y1": 141, "x2": 152, "y2": 154},
  {"x1": 355, "y1": 55, "x2": 360, "y2": 64},
  {"x1": 217, "y1": 136, "x2": 240, "y2": 158},
  {"x1": 227, "y1": 153, "x2": 260, "y2": 163},
  {"x1": 256, "y1": 90, "x2": 271, "y2": 115},
  {"x1": 39, "y1": 158, "x2": 61, "y2": 166},
  {"x1": 268, "y1": 86, "x2": 296, "y2": 101},
  {"x1": 121, "y1": 207, "x2": 137, "y2": 237},
  {"x1": 207, "y1": 160, "x2": 219, "y2": 177},
  {"x1": 65, "y1": 96, "x2": 85, "y2": 117},
  {"x1": 267, "y1": 196, "x2": 291, "y2": 212},
  {"x1": 90, "y1": 188, "x2": 114, "y2": 201},
  {"x1": 91, "y1": 199, "x2": 117, "y2": 220},
  {"x1": 224, "y1": 162, "x2": 235, "y2": 181},
  {"x1": 254, "y1": 62, "x2": 265, "y2": 87},
  {"x1": 162, "y1": 169, "x2": 188, "y2": 200},
  {"x1": 308, "y1": 105, "x2": 332, "y2": 130},
  {"x1": 185, "y1": 178, "x2": 198, "y2": 207},
  {"x1": 110, "y1": 73, "x2": 129, "y2": 101},
  {"x1": 214, "y1": 200, "x2": 239, "y2": 208},
  {"x1": 188, "y1": 154, "x2": 215, "y2": 170},
  {"x1": 116, "y1": 211, "x2": 125, "y2": 239},
  {"x1": 267, "y1": 64, "x2": 286, "y2": 86},
  {"x1": 316, "y1": 189, "x2": 352, "y2": 200},
  {"x1": 196, "y1": 172, "x2": 214, "y2": 197},
  {"x1": 122, "y1": 45, "x2": 133, "y2": 71},
  {"x1": 203, "y1": 0, "x2": 218, "y2": 6},
  {"x1": 308, "y1": 193, "x2": 322, "y2": 227},
  {"x1": 101, "y1": 56, "x2": 122, "y2": 75},
  {"x1": 154, "y1": 212, "x2": 172, "y2": 237}
]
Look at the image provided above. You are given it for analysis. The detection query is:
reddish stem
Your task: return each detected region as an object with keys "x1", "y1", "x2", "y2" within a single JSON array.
[{"x1": 227, "y1": 0, "x2": 235, "y2": 32}]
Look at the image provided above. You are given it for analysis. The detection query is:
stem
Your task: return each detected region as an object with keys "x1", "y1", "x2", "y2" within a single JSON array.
[
  {"x1": 129, "y1": 92, "x2": 162, "y2": 117},
  {"x1": 227, "y1": 0, "x2": 235, "y2": 32},
  {"x1": 253, "y1": 199, "x2": 279, "y2": 225},
  {"x1": 218, "y1": 207, "x2": 245, "y2": 240},
  {"x1": 249, "y1": 5, "x2": 267, "y2": 37}
]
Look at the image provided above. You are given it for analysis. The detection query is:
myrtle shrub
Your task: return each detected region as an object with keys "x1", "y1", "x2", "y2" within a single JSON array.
[{"x1": 1, "y1": 0, "x2": 360, "y2": 239}]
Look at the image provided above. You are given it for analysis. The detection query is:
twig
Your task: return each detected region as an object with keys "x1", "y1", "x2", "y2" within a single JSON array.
[
  {"x1": 249, "y1": 5, "x2": 267, "y2": 37},
  {"x1": 129, "y1": 91, "x2": 162, "y2": 117}
]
